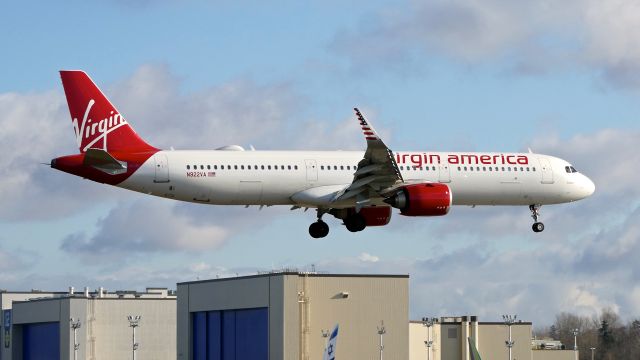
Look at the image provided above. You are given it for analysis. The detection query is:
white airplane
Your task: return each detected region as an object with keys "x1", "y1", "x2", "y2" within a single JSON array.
[{"x1": 51, "y1": 71, "x2": 595, "y2": 238}]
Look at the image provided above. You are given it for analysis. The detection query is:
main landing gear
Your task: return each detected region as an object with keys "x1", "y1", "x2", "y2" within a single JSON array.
[
  {"x1": 529, "y1": 204, "x2": 544, "y2": 233},
  {"x1": 344, "y1": 212, "x2": 366, "y2": 233},
  {"x1": 308, "y1": 208, "x2": 369, "y2": 238},
  {"x1": 309, "y1": 209, "x2": 330, "y2": 239}
]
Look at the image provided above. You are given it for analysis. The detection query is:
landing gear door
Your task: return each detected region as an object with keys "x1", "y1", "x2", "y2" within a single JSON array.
[
  {"x1": 438, "y1": 164, "x2": 451, "y2": 183},
  {"x1": 305, "y1": 159, "x2": 318, "y2": 183},
  {"x1": 538, "y1": 157, "x2": 554, "y2": 184},
  {"x1": 153, "y1": 153, "x2": 170, "y2": 183}
]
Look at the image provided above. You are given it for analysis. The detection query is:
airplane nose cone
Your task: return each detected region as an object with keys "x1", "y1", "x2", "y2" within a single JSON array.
[{"x1": 579, "y1": 175, "x2": 595, "y2": 198}]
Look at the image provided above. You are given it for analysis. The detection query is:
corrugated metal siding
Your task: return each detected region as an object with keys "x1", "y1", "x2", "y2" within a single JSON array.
[
  {"x1": 192, "y1": 308, "x2": 268, "y2": 360},
  {"x1": 22, "y1": 322, "x2": 60, "y2": 360}
]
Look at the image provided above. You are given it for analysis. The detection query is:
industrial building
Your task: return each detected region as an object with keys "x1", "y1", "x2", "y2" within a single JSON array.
[
  {"x1": 9, "y1": 287, "x2": 176, "y2": 360},
  {"x1": 177, "y1": 272, "x2": 409, "y2": 360},
  {"x1": 1, "y1": 290, "x2": 68, "y2": 360},
  {"x1": 409, "y1": 316, "x2": 575, "y2": 360}
]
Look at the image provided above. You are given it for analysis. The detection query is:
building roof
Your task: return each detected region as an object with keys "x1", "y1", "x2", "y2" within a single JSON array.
[{"x1": 178, "y1": 271, "x2": 409, "y2": 285}]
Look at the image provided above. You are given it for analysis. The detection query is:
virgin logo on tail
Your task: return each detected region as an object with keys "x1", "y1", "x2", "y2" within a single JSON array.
[{"x1": 72, "y1": 99, "x2": 129, "y2": 152}]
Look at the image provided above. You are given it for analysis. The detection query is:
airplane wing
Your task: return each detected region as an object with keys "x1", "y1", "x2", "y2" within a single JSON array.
[{"x1": 332, "y1": 108, "x2": 404, "y2": 210}]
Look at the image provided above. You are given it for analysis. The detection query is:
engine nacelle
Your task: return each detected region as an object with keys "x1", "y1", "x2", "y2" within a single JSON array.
[{"x1": 384, "y1": 183, "x2": 452, "y2": 216}]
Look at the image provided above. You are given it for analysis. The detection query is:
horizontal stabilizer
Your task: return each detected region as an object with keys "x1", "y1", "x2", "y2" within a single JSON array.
[{"x1": 83, "y1": 148, "x2": 127, "y2": 175}]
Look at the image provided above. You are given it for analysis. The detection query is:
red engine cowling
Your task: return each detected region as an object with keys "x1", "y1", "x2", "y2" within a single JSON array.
[
  {"x1": 384, "y1": 183, "x2": 452, "y2": 216},
  {"x1": 345, "y1": 206, "x2": 392, "y2": 226}
]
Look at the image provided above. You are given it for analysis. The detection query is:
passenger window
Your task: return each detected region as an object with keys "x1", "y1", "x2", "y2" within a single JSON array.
[
  {"x1": 502, "y1": 167, "x2": 505, "y2": 171},
  {"x1": 464, "y1": 166, "x2": 467, "y2": 171},
  {"x1": 295, "y1": 165, "x2": 298, "y2": 170},
  {"x1": 526, "y1": 167, "x2": 529, "y2": 171},
  {"x1": 186, "y1": 165, "x2": 190, "y2": 170},
  {"x1": 340, "y1": 166, "x2": 344, "y2": 170},
  {"x1": 483, "y1": 167, "x2": 486, "y2": 171},
  {"x1": 532, "y1": 167, "x2": 536, "y2": 171},
  {"x1": 288, "y1": 165, "x2": 292, "y2": 170},
  {"x1": 321, "y1": 166, "x2": 324, "y2": 170},
  {"x1": 207, "y1": 165, "x2": 211, "y2": 170},
  {"x1": 334, "y1": 166, "x2": 337, "y2": 170}
]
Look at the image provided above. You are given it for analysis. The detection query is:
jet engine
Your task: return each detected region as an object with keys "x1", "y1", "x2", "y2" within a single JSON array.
[{"x1": 384, "y1": 183, "x2": 452, "y2": 216}]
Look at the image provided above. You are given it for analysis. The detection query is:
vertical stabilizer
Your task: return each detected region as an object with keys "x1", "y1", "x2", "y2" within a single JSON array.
[{"x1": 59, "y1": 70, "x2": 157, "y2": 153}]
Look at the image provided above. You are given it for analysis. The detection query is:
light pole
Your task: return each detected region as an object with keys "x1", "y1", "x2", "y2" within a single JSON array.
[
  {"x1": 377, "y1": 321, "x2": 386, "y2": 360},
  {"x1": 572, "y1": 328, "x2": 579, "y2": 360},
  {"x1": 590, "y1": 347, "x2": 596, "y2": 360},
  {"x1": 422, "y1": 317, "x2": 436, "y2": 360},
  {"x1": 70, "y1": 318, "x2": 81, "y2": 360},
  {"x1": 502, "y1": 314, "x2": 517, "y2": 360},
  {"x1": 127, "y1": 315, "x2": 141, "y2": 360}
]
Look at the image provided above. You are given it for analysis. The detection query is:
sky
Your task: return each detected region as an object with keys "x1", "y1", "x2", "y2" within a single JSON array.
[{"x1": 1, "y1": 0, "x2": 640, "y2": 326}]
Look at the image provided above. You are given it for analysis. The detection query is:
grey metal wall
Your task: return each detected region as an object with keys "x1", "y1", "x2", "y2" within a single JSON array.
[
  {"x1": 177, "y1": 275, "x2": 286, "y2": 360},
  {"x1": 13, "y1": 297, "x2": 176, "y2": 360},
  {"x1": 178, "y1": 273, "x2": 409, "y2": 360}
]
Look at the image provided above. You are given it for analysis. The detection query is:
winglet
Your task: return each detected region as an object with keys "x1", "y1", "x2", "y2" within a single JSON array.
[{"x1": 354, "y1": 108, "x2": 382, "y2": 142}]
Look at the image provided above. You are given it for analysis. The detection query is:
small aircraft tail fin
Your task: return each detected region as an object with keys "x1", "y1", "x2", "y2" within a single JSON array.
[{"x1": 59, "y1": 70, "x2": 157, "y2": 154}]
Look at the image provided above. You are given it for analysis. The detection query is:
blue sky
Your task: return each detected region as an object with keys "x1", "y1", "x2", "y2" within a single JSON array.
[{"x1": 2, "y1": 0, "x2": 640, "y2": 326}]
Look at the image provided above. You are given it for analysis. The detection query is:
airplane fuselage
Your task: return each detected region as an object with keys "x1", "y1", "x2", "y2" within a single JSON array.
[
  {"x1": 118, "y1": 150, "x2": 594, "y2": 208},
  {"x1": 53, "y1": 70, "x2": 595, "y2": 236}
]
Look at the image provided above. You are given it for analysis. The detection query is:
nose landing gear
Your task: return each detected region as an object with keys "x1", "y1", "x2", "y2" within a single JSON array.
[{"x1": 529, "y1": 204, "x2": 544, "y2": 232}]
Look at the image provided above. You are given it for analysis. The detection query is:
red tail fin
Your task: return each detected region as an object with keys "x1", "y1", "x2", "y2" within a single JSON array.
[{"x1": 60, "y1": 70, "x2": 157, "y2": 153}]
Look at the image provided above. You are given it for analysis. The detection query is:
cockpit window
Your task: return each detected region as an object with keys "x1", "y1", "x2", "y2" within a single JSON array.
[
  {"x1": 570, "y1": 166, "x2": 577, "y2": 173},
  {"x1": 566, "y1": 165, "x2": 578, "y2": 173}
]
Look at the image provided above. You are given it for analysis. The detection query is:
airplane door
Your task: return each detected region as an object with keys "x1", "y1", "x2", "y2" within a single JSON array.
[
  {"x1": 153, "y1": 153, "x2": 170, "y2": 183},
  {"x1": 305, "y1": 159, "x2": 318, "y2": 182},
  {"x1": 438, "y1": 164, "x2": 451, "y2": 183},
  {"x1": 538, "y1": 157, "x2": 554, "y2": 184}
]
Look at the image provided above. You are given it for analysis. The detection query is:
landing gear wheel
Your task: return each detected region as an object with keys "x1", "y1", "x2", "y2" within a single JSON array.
[
  {"x1": 309, "y1": 220, "x2": 329, "y2": 238},
  {"x1": 345, "y1": 213, "x2": 366, "y2": 232},
  {"x1": 529, "y1": 204, "x2": 544, "y2": 233},
  {"x1": 532, "y1": 222, "x2": 545, "y2": 233}
]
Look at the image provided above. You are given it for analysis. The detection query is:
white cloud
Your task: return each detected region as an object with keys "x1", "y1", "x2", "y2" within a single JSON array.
[
  {"x1": 334, "y1": 0, "x2": 640, "y2": 88},
  {"x1": 358, "y1": 252, "x2": 380, "y2": 263},
  {"x1": 60, "y1": 197, "x2": 229, "y2": 256}
]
